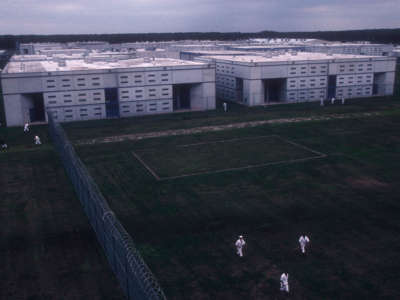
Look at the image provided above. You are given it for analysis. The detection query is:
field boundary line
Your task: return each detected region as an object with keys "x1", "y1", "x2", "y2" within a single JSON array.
[
  {"x1": 273, "y1": 135, "x2": 326, "y2": 156},
  {"x1": 176, "y1": 135, "x2": 277, "y2": 148},
  {"x1": 157, "y1": 154, "x2": 327, "y2": 181},
  {"x1": 131, "y1": 135, "x2": 328, "y2": 181},
  {"x1": 132, "y1": 151, "x2": 161, "y2": 180}
]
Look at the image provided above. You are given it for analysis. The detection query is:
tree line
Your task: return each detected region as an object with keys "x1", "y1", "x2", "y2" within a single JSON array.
[{"x1": 0, "y1": 28, "x2": 399, "y2": 50}]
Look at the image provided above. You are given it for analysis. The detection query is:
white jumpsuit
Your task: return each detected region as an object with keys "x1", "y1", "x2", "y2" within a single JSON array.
[
  {"x1": 299, "y1": 235, "x2": 310, "y2": 253},
  {"x1": 223, "y1": 102, "x2": 228, "y2": 112},
  {"x1": 280, "y1": 273, "x2": 289, "y2": 292},
  {"x1": 34, "y1": 136, "x2": 41, "y2": 145},
  {"x1": 24, "y1": 123, "x2": 29, "y2": 132},
  {"x1": 235, "y1": 237, "x2": 246, "y2": 257}
]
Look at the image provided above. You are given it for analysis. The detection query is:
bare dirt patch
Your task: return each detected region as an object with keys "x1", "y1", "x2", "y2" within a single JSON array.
[{"x1": 76, "y1": 111, "x2": 383, "y2": 145}]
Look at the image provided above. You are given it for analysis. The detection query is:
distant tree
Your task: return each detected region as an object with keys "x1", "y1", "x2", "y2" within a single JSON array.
[{"x1": 0, "y1": 29, "x2": 399, "y2": 50}]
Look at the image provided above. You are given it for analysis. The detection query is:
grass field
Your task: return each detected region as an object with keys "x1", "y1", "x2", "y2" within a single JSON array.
[
  {"x1": 0, "y1": 143, "x2": 124, "y2": 299},
  {"x1": 133, "y1": 135, "x2": 324, "y2": 179},
  {"x1": 64, "y1": 96, "x2": 400, "y2": 142},
  {"x1": 75, "y1": 102, "x2": 400, "y2": 299}
]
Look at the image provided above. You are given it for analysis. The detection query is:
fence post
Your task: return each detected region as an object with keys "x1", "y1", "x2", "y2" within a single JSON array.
[{"x1": 46, "y1": 112, "x2": 167, "y2": 300}]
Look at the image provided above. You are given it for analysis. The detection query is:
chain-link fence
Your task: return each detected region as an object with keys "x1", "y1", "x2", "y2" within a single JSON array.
[{"x1": 47, "y1": 112, "x2": 167, "y2": 300}]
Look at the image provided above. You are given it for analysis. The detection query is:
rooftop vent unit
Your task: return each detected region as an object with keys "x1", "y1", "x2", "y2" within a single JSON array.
[
  {"x1": 291, "y1": 51, "x2": 298, "y2": 56},
  {"x1": 143, "y1": 57, "x2": 151, "y2": 63}
]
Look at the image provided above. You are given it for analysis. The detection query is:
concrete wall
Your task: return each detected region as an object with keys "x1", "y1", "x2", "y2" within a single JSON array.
[
  {"x1": 216, "y1": 56, "x2": 396, "y2": 106},
  {"x1": 3, "y1": 94, "x2": 23, "y2": 126},
  {"x1": 2, "y1": 62, "x2": 216, "y2": 126}
]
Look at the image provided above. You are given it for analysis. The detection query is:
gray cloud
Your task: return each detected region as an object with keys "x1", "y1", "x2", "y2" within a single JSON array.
[{"x1": 0, "y1": 0, "x2": 399, "y2": 34}]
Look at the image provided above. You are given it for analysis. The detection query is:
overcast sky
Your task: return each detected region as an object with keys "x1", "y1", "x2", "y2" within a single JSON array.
[{"x1": 0, "y1": 0, "x2": 399, "y2": 35}]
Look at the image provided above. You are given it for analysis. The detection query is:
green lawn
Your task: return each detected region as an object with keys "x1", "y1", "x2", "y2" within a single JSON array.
[
  {"x1": 0, "y1": 138, "x2": 124, "y2": 299},
  {"x1": 133, "y1": 135, "x2": 321, "y2": 179},
  {"x1": 64, "y1": 96, "x2": 400, "y2": 142},
  {"x1": 76, "y1": 112, "x2": 400, "y2": 300}
]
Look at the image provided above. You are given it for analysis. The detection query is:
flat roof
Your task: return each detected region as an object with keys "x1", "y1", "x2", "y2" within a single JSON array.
[
  {"x1": 309, "y1": 43, "x2": 391, "y2": 47},
  {"x1": 3, "y1": 57, "x2": 208, "y2": 74},
  {"x1": 181, "y1": 50, "x2": 262, "y2": 55},
  {"x1": 203, "y1": 52, "x2": 384, "y2": 64},
  {"x1": 229, "y1": 45, "x2": 303, "y2": 49}
]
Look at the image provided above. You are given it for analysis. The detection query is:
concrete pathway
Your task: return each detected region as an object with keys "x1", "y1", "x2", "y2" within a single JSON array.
[{"x1": 76, "y1": 111, "x2": 383, "y2": 145}]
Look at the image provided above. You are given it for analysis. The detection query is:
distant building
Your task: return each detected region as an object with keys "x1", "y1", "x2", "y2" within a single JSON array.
[
  {"x1": 1, "y1": 55, "x2": 215, "y2": 126},
  {"x1": 304, "y1": 43, "x2": 394, "y2": 56},
  {"x1": 19, "y1": 42, "x2": 111, "y2": 55},
  {"x1": 180, "y1": 50, "x2": 263, "y2": 61},
  {"x1": 199, "y1": 52, "x2": 396, "y2": 106},
  {"x1": 391, "y1": 48, "x2": 400, "y2": 62},
  {"x1": 227, "y1": 45, "x2": 306, "y2": 52}
]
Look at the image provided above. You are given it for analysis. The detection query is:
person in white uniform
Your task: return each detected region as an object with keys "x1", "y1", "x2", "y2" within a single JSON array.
[
  {"x1": 331, "y1": 97, "x2": 336, "y2": 104},
  {"x1": 1, "y1": 139, "x2": 7, "y2": 150},
  {"x1": 280, "y1": 273, "x2": 289, "y2": 292},
  {"x1": 24, "y1": 123, "x2": 30, "y2": 132},
  {"x1": 223, "y1": 102, "x2": 228, "y2": 112},
  {"x1": 341, "y1": 96, "x2": 345, "y2": 105},
  {"x1": 235, "y1": 235, "x2": 246, "y2": 257},
  {"x1": 299, "y1": 235, "x2": 310, "y2": 254},
  {"x1": 34, "y1": 135, "x2": 41, "y2": 145}
]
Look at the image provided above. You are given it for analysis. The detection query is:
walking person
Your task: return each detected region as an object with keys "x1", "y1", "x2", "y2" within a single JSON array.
[
  {"x1": 299, "y1": 235, "x2": 310, "y2": 254},
  {"x1": 1, "y1": 139, "x2": 8, "y2": 150},
  {"x1": 280, "y1": 273, "x2": 289, "y2": 293},
  {"x1": 34, "y1": 135, "x2": 41, "y2": 145},
  {"x1": 235, "y1": 235, "x2": 246, "y2": 257},
  {"x1": 24, "y1": 123, "x2": 30, "y2": 132},
  {"x1": 223, "y1": 102, "x2": 228, "y2": 112}
]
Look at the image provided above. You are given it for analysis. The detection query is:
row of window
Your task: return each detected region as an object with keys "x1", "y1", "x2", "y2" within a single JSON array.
[
  {"x1": 216, "y1": 75, "x2": 236, "y2": 88},
  {"x1": 44, "y1": 76, "x2": 103, "y2": 90},
  {"x1": 337, "y1": 63, "x2": 373, "y2": 73},
  {"x1": 118, "y1": 72, "x2": 171, "y2": 86},
  {"x1": 48, "y1": 106, "x2": 105, "y2": 122},
  {"x1": 336, "y1": 86, "x2": 372, "y2": 98},
  {"x1": 288, "y1": 64, "x2": 327, "y2": 76},
  {"x1": 287, "y1": 89, "x2": 326, "y2": 102},
  {"x1": 287, "y1": 76, "x2": 327, "y2": 90},
  {"x1": 337, "y1": 74, "x2": 373, "y2": 86},
  {"x1": 119, "y1": 100, "x2": 172, "y2": 116},
  {"x1": 44, "y1": 90, "x2": 105, "y2": 107},
  {"x1": 216, "y1": 64, "x2": 235, "y2": 75},
  {"x1": 119, "y1": 86, "x2": 172, "y2": 101}
]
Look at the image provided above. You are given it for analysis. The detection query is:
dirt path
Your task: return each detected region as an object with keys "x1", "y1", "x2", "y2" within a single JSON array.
[{"x1": 76, "y1": 111, "x2": 383, "y2": 145}]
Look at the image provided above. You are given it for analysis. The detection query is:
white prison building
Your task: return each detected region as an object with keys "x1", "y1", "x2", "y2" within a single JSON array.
[
  {"x1": 199, "y1": 52, "x2": 396, "y2": 106},
  {"x1": 1, "y1": 55, "x2": 215, "y2": 126},
  {"x1": 304, "y1": 43, "x2": 394, "y2": 56}
]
